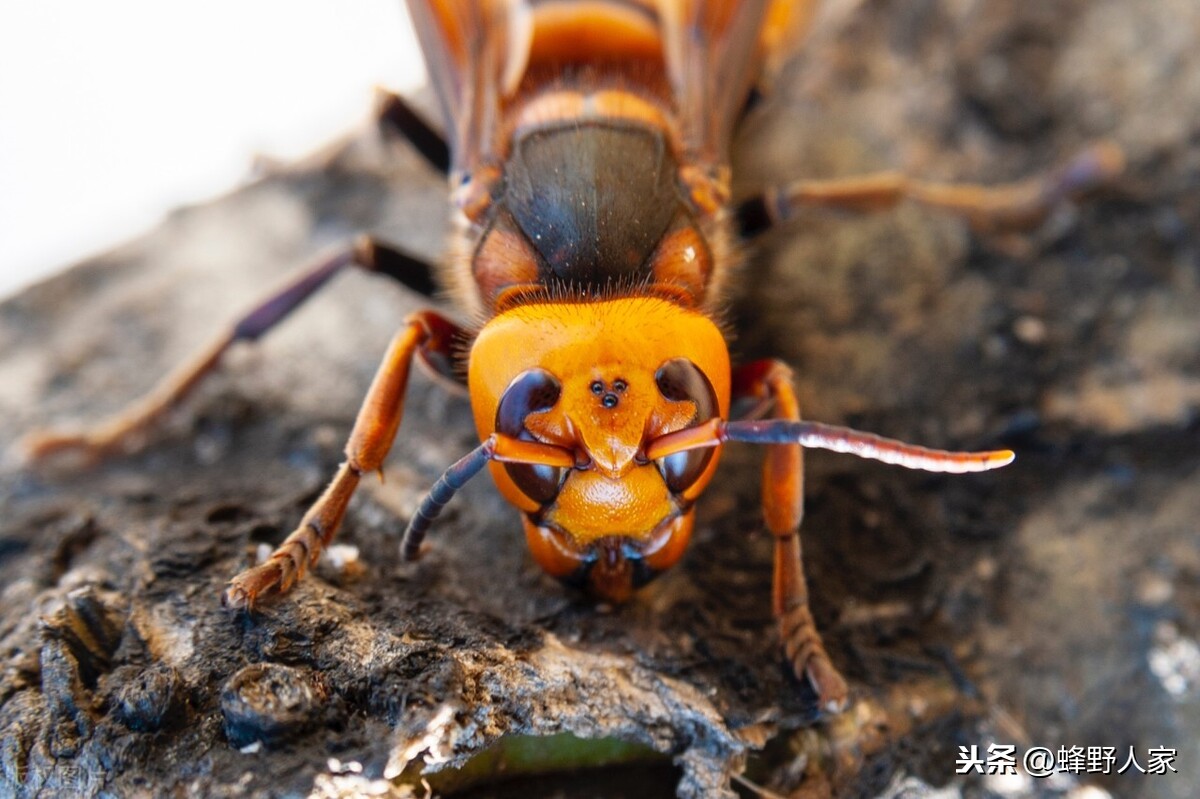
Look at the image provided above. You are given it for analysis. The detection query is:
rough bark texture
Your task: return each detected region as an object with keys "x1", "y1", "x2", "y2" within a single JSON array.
[{"x1": 2, "y1": 1, "x2": 1198, "y2": 798}]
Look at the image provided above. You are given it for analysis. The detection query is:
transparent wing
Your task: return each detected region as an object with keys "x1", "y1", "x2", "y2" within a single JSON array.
[
  {"x1": 404, "y1": 0, "x2": 526, "y2": 175},
  {"x1": 660, "y1": 0, "x2": 816, "y2": 168},
  {"x1": 404, "y1": 0, "x2": 817, "y2": 175}
]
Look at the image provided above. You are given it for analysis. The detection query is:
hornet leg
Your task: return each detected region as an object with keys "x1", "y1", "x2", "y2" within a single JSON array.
[
  {"x1": 736, "y1": 141, "x2": 1123, "y2": 237},
  {"x1": 224, "y1": 309, "x2": 462, "y2": 608},
  {"x1": 23, "y1": 236, "x2": 438, "y2": 464},
  {"x1": 374, "y1": 88, "x2": 450, "y2": 175},
  {"x1": 734, "y1": 359, "x2": 849, "y2": 713}
]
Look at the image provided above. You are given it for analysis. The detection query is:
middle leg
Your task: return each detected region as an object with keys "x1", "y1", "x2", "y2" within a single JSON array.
[{"x1": 736, "y1": 141, "x2": 1123, "y2": 236}]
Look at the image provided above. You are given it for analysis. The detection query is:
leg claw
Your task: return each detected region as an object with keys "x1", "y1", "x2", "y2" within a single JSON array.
[
  {"x1": 801, "y1": 654, "x2": 849, "y2": 714},
  {"x1": 780, "y1": 603, "x2": 850, "y2": 714},
  {"x1": 224, "y1": 560, "x2": 287, "y2": 610}
]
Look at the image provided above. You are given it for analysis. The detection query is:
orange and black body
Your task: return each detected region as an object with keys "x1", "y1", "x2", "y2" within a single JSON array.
[
  {"x1": 423, "y1": 0, "x2": 799, "y2": 316},
  {"x1": 29, "y1": 0, "x2": 1119, "y2": 714},
  {"x1": 409, "y1": 0, "x2": 810, "y2": 602},
  {"x1": 390, "y1": 3, "x2": 1021, "y2": 711}
]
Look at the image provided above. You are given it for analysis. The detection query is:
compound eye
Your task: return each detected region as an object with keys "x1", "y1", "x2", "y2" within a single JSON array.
[
  {"x1": 653, "y1": 359, "x2": 718, "y2": 494},
  {"x1": 496, "y1": 369, "x2": 566, "y2": 504}
]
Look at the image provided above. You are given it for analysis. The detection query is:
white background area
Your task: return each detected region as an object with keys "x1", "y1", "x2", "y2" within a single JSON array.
[{"x1": 0, "y1": 1, "x2": 427, "y2": 300}]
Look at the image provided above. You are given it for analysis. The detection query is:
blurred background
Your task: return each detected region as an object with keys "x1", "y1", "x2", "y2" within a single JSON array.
[{"x1": 0, "y1": 0, "x2": 426, "y2": 300}]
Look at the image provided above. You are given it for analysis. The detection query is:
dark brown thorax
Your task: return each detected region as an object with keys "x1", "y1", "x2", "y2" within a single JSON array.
[{"x1": 467, "y1": 80, "x2": 717, "y2": 310}]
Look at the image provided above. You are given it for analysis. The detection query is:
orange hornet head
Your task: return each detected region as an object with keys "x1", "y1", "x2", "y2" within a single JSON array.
[{"x1": 468, "y1": 296, "x2": 731, "y2": 602}]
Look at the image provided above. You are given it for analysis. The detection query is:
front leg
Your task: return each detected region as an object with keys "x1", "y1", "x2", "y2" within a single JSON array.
[
  {"x1": 224, "y1": 310, "x2": 462, "y2": 608},
  {"x1": 734, "y1": 360, "x2": 849, "y2": 713}
]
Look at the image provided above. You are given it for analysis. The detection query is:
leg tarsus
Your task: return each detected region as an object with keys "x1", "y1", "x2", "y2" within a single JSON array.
[
  {"x1": 225, "y1": 459, "x2": 363, "y2": 608},
  {"x1": 775, "y1": 537, "x2": 849, "y2": 713},
  {"x1": 224, "y1": 523, "x2": 321, "y2": 609},
  {"x1": 22, "y1": 329, "x2": 234, "y2": 465}
]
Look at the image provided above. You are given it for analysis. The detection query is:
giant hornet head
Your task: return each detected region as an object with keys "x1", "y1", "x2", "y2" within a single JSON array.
[{"x1": 467, "y1": 295, "x2": 730, "y2": 602}]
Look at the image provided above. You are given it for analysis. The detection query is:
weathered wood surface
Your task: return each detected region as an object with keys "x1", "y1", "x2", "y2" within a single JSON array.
[{"x1": 2, "y1": 1, "x2": 1198, "y2": 797}]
